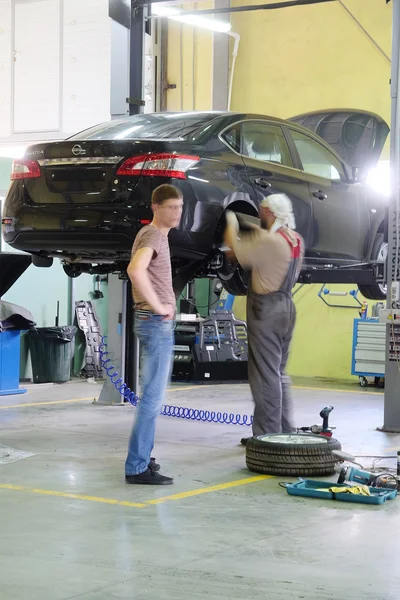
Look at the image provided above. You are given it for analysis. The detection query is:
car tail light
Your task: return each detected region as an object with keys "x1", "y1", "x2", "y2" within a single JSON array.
[
  {"x1": 11, "y1": 159, "x2": 41, "y2": 180},
  {"x1": 116, "y1": 153, "x2": 200, "y2": 179}
]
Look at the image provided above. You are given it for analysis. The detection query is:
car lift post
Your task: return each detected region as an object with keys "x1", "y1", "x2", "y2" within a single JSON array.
[
  {"x1": 97, "y1": 1, "x2": 146, "y2": 404},
  {"x1": 382, "y1": 0, "x2": 400, "y2": 432}
]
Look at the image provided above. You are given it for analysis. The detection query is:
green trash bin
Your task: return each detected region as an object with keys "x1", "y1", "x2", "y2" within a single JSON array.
[{"x1": 27, "y1": 326, "x2": 77, "y2": 383}]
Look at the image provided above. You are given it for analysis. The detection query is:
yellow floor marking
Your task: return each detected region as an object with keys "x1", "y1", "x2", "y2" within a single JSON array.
[
  {"x1": 145, "y1": 475, "x2": 271, "y2": 505},
  {"x1": 0, "y1": 397, "x2": 95, "y2": 409},
  {"x1": 0, "y1": 475, "x2": 271, "y2": 509},
  {"x1": 0, "y1": 483, "x2": 146, "y2": 508},
  {"x1": 0, "y1": 383, "x2": 383, "y2": 412},
  {"x1": 0, "y1": 386, "x2": 203, "y2": 411},
  {"x1": 293, "y1": 385, "x2": 383, "y2": 396}
]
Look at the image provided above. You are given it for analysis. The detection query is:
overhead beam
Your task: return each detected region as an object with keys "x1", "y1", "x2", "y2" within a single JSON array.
[
  {"x1": 128, "y1": 1, "x2": 147, "y2": 115},
  {"x1": 135, "y1": 0, "x2": 337, "y2": 16}
]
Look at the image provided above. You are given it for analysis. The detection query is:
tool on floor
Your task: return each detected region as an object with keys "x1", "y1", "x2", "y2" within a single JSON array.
[
  {"x1": 297, "y1": 405, "x2": 335, "y2": 437},
  {"x1": 283, "y1": 478, "x2": 398, "y2": 505},
  {"x1": 332, "y1": 450, "x2": 400, "y2": 491},
  {"x1": 97, "y1": 335, "x2": 253, "y2": 426}
]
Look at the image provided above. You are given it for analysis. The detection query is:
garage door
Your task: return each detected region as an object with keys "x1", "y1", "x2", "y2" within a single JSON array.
[{"x1": 13, "y1": 0, "x2": 60, "y2": 133}]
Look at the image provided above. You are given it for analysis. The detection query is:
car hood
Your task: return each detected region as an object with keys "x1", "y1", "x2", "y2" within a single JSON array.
[{"x1": 289, "y1": 109, "x2": 389, "y2": 171}]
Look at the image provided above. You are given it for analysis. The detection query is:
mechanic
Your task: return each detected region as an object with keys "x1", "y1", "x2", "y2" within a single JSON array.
[
  {"x1": 124, "y1": 183, "x2": 183, "y2": 485},
  {"x1": 223, "y1": 194, "x2": 304, "y2": 444}
]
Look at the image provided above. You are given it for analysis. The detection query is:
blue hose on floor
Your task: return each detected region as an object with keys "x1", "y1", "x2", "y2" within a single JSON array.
[{"x1": 97, "y1": 336, "x2": 253, "y2": 427}]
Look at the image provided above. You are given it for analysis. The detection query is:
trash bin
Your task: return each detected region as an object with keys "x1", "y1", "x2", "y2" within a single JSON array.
[
  {"x1": 27, "y1": 326, "x2": 77, "y2": 383},
  {"x1": 0, "y1": 299, "x2": 36, "y2": 396}
]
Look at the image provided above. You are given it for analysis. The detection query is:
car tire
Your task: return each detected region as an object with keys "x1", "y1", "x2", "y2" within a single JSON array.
[
  {"x1": 217, "y1": 257, "x2": 249, "y2": 296},
  {"x1": 358, "y1": 232, "x2": 387, "y2": 300},
  {"x1": 246, "y1": 433, "x2": 342, "y2": 477},
  {"x1": 32, "y1": 255, "x2": 53, "y2": 268}
]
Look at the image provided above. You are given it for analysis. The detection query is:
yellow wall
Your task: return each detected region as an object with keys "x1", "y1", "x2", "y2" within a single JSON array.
[
  {"x1": 166, "y1": 1, "x2": 392, "y2": 381},
  {"x1": 233, "y1": 286, "x2": 381, "y2": 382},
  {"x1": 230, "y1": 0, "x2": 392, "y2": 156},
  {"x1": 166, "y1": 3, "x2": 214, "y2": 111}
]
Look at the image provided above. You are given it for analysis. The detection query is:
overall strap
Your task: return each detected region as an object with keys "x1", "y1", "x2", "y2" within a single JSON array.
[{"x1": 277, "y1": 229, "x2": 302, "y2": 259}]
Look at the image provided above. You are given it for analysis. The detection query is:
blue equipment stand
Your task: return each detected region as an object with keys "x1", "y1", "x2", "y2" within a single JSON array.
[{"x1": 0, "y1": 331, "x2": 27, "y2": 396}]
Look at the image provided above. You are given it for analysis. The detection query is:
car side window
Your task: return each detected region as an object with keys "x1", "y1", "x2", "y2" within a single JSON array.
[
  {"x1": 290, "y1": 129, "x2": 345, "y2": 181},
  {"x1": 220, "y1": 124, "x2": 241, "y2": 154},
  {"x1": 241, "y1": 122, "x2": 293, "y2": 167}
]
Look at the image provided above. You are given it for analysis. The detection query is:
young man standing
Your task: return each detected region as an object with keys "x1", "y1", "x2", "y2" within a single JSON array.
[{"x1": 125, "y1": 184, "x2": 183, "y2": 485}]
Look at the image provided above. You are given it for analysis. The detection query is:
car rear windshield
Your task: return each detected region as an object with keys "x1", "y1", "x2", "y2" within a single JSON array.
[{"x1": 68, "y1": 113, "x2": 217, "y2": 141}]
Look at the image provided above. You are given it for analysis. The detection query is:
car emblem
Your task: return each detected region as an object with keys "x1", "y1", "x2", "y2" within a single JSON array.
[{"x1": 72, "y1": 144, "x2": 86, "y2": 156}]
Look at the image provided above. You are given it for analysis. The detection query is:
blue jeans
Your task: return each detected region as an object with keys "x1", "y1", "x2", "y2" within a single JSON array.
[{"x1": 125, "y1": 313, "x2": 174, "y2": 476}]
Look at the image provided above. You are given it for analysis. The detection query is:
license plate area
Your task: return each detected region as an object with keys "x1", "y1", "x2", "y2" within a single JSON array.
[{"x1": 45, "y1": 167, "x2": 107, "y2": 194}]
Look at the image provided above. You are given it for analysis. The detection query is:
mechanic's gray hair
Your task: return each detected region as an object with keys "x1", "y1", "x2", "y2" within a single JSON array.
[{"x1": 260, "y1": 194, "x2": 296, "y2": 230}]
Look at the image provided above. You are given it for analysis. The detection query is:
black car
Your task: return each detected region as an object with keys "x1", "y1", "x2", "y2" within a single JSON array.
[{"x1": 2, "y1": 109, "x2": 389, "y2": 299}]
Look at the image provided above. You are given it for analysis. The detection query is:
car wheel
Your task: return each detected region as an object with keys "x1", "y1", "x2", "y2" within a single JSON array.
[
  {"x1": 358, "y1": 233, "x2": 387, "y2": 300},
  {"x1": 246, "y1": 433, "x2": 342, "y2": 476},
  {"x1": 32, "y1": 255, "x2": 53, "y2": 268},
  {"x1": 217, "y1": 256, "x2": 249, "y2": 296},
  {"x1": 63, "y1": 264, "x2": 82, "y2": 278}
]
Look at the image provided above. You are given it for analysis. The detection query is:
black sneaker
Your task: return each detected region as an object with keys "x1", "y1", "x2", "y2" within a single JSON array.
[
  {"x1": 125, "y1": 469, "x2": 173, "y2": 485},
  {"x1": 149, "y1": 457, "x2": 160, "y2": 472},
  {"x1": 240, "y1": 437, "x2": 250, "y2": 446}
]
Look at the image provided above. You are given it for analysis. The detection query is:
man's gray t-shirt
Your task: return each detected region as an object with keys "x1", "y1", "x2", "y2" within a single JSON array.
[{"x1": 130, "y1": 224, "x2": 176, "y2": 311}]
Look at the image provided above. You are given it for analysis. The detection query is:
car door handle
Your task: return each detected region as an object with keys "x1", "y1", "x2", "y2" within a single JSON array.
[
  {"x1": 253, "y1": 177, "x2": 271, "y2": 189},
  {"x1": 313, "y1": 190, "x2": 327, "y2": 201}
]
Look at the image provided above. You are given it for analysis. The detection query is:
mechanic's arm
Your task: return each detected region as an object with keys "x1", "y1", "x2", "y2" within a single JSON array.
[
  {"x1": 224, "y1": 211, "x2": 259, "y2": 269},
  {"x1": 127, "y1": 247, "x2": 174, "y2": 318}
]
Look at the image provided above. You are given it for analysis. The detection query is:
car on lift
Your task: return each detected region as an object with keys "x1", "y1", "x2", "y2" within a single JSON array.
[{"x1": 2, "y1": 109, "x2": 389, "y2": 299}]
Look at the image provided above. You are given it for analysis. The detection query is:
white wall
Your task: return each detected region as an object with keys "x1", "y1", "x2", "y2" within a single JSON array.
[{"x1": 0, "y1": 0, "x2": 112, "y2": 143}]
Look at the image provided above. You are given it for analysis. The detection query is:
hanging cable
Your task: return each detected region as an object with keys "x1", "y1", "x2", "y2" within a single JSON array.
[{"x1": 97, "y1": 336, "x2": 253, "y2": 426}]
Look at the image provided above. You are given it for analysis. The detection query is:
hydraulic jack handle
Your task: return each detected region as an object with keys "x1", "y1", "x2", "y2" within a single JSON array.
[{"x1": 319, "y1": 405, "x2": 334, "y2": 431}]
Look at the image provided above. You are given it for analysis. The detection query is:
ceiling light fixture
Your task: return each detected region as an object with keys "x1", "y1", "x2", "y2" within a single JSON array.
[{"x1": 151, "y1": 4, "x2": 231, "y2": 33}]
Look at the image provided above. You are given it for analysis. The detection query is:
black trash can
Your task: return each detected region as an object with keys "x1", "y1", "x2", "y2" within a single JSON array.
[{"x1": 27, "y1": 326, "x2": 77, "y2": 383}]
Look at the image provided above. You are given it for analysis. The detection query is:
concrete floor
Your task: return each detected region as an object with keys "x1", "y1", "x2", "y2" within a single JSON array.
[{"x1": 1, "y1": 379, "x2": 400, "y2": 599}]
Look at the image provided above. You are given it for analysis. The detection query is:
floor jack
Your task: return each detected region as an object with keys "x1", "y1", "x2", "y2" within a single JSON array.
[
  {"x1": 332, "y1": 450, "x2": 400, "y2": 491},
  {"x1": 297, "y1": 405, "x2": 335, "y2": 438}
]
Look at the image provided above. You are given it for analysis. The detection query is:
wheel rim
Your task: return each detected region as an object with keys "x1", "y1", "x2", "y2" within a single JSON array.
[
  {"x1": 257, "y1": 434, "x2": 328, "y2": 445},
  {"x1": 377, "y1": 242, "x2": 388, "y2": 296}
]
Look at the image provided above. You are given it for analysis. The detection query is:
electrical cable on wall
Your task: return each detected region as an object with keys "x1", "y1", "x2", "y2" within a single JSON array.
[{"x1": 97, "y1": 336, "x2": 253, "y2": 426}]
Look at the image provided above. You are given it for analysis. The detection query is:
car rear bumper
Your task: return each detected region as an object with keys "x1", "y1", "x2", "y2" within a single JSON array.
[
  {"x1": 3, "y1": 203, "x2": 211, "y2": 262},
  {"x1": 5, "y1": 230, "x2": 134, "y2": 257}
]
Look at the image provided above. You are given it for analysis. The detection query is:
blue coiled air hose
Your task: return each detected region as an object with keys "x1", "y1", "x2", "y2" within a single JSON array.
[{"x1": 97, "y1": 336, "x2": 252, "y2": 426}]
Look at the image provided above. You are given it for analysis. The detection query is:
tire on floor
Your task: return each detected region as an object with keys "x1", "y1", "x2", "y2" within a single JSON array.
[{"x1": 246, "y1": 433, "x2": 342, "y2": 477}]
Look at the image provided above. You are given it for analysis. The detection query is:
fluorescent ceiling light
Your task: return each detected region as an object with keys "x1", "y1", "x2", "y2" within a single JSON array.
[{"x1": 151, "y1": 4, "x2": 231, "y2": 33}]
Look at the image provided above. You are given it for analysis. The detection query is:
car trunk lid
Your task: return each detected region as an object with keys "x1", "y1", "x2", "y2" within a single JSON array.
[
  {"x1": 20, "y1": 139, "x2": 179, "y2": 204},
  {"x1": 289, "y1": 109, "x2": 390, "y2": 172}
]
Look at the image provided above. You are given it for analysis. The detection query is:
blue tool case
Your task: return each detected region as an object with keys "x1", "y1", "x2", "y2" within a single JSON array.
[{"x1": 284, "y1": 479, "x2": 397, "y2": 505}]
